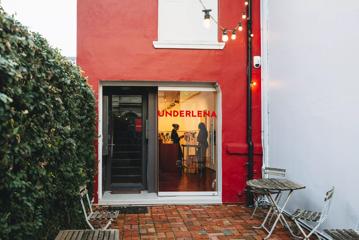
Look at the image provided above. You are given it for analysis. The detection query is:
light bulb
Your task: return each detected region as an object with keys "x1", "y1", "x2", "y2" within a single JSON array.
[
  {"x1": 250, "y1": 33, "x2": 254, "y2": 37},
  {"x1": 222, "y1": 29, "x2": 228, "y2": 42},
  {"x1": 231, "y1": 30, "x2": 237, "y2": 40},
  {"x1": 202, "y1": 9, "x2": 212, "y2": 29},
  {"x1": 238, "y1": 22, "x2": 243, "y2": 31},
  {"x1": 242, "y1": 12, "x2": 247, "y2": 19},
  {"x1": 203, "y1": 18, "x2": 211, "y2": 28},
  {"x1": 245, "y1": 1, "x2": 249, "y2": 6}
]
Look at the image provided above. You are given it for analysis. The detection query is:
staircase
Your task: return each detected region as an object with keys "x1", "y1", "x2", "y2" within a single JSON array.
[{"x1": 111, "y1": 143, "x2": 142, "y2": 189}]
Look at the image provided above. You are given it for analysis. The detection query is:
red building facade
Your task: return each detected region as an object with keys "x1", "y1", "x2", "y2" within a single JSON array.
[{"x1": 77, "y1": 0, "x2": 262, "y2": 204}]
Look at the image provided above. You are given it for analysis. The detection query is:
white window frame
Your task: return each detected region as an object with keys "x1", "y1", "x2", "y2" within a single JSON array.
[{"x1": 153, "y1": 0, "x2": 225, "y2": 50}]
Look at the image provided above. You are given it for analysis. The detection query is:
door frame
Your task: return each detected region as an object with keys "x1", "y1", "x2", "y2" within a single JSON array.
[{"x1": 97, "y1": 81, "x2": 222, "y2": 202}]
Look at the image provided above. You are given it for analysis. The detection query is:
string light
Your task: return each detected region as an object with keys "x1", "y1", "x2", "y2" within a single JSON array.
[
  {"x1": 198, "y1": 0, "x2": 253, "y2": 42},
  {"x1": 202, "y1": 9, "x2": 212, "y2": 29},
  {"x1": 250, "y1": 81, "x2": 257, "y2": 88},
  {"x1": 222, "y1": 29, "x2": 229, "y2": 42},
  {"x1": 231, "y1": 29, "x2": 237, "y2": 40},
  {"x1": 238, "y1": 22, "x2": 243, "y2": 31}
]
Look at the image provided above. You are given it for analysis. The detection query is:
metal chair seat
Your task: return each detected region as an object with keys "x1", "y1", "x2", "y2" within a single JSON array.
[
  {"x1": 89, "y1": 211, "x2": 119, "y2": 221},
  {"x1": 324, "y1": 229, "x2": 359, "y2": 240},
  {"x1": 292, "y1": 209, "x2": 322, "y2": 222}
]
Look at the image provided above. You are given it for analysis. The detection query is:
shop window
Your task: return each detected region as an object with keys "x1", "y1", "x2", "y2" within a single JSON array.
[
  {"x1": 153, "y1": 0, "x2": 224, "y2": 49},
  {"x1": 158, "y1": 90, "x2": 217, "y2": 192}
]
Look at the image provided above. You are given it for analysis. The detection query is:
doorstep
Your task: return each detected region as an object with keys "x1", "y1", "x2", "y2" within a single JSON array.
[{"x1": 98, "y1": 191, "x2": 222, "y2": 205}]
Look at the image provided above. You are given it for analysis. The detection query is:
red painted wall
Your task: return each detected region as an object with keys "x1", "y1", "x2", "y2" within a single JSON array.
[{"x1": 77, "y1": 0, "x2": 262, "y2": 203}]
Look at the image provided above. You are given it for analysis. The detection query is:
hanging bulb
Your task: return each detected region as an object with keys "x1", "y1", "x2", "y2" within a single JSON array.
[
  {"x1": 202, "y1": 9, "x2": 212, "y2": 29},
  {"x1": 222, "y1": 29, "x2": 228, "y2": 42},
  {"x1": 238, "y1": 22, "x2": 243, "y2": 31},
  {"x1": 250, "y1": 33, "x2": 254, "y2": 37},
  {"x1": 231, "y1": 29, "x2": 237, "y2": 40},
  {"x1": 245, "y1": 1, "x2": 249, "y2": 6},
  {"x1": 242, "y1": 12, "x2": 247, "y2": 19}
]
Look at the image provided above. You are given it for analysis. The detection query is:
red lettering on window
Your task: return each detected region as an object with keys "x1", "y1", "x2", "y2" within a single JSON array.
[{"x1": 165, "y1": 110, "x2": 172, "y2": 117}]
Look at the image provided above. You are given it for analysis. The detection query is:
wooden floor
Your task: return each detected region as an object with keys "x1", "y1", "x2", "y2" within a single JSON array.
[{"x1": 159, "y1": 168, "x2": 216, "y2": 192}]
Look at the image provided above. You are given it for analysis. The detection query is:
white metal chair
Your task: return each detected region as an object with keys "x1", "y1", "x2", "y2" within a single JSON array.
[
  {"x1": 80, "y1": 186, "x2": 119, "y2": 230},
  {"x1": 250, "y1": 167, "x2": 286, "y2": 217},
  {"x1": 292, "y1": 187, "x2": 335, "y2": 240}
]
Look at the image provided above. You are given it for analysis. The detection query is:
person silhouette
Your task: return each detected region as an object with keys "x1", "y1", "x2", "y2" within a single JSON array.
[
  {"x1": 197, "y1": 122, "x2": 208, "y2": 176},
  {"x1": 171, "y1": 124, "x2": 184, "y2": 175}
]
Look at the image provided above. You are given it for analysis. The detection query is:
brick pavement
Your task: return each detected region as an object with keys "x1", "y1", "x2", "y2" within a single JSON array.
[{"x1": 110, "y1": 204, "x2": 301, "y2": 239}]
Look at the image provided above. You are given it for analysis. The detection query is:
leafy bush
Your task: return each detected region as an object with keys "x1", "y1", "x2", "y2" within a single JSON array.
[{"x1": 0, "y1": 7, "x2": 96, "y2": 239}]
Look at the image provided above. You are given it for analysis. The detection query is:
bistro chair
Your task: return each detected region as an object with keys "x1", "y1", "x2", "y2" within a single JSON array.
[
  {"x1": 292, "y1": 187, "x2": 335, "y2": 240},
  {"x1": 80, "y1": 186, "x2": 119, "y2": 230},
  {"x1": 250, "y1": 167, "x2": 286, "y2": 217}
]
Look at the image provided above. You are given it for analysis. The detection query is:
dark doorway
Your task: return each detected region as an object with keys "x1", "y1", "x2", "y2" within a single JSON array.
[{"x1": 102, "y1": 86, "x2": 157, "y2": 192}]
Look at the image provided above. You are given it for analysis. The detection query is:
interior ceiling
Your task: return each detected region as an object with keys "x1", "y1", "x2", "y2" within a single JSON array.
[{"x1": 158, "y1": 91, "x2": 200, "y2": 110}]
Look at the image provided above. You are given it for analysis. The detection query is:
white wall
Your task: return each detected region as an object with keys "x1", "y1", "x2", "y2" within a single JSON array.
[
  {"x1": 262, "y1": 0, "x2": 359, "y2": 230},
  {"x1": 1, "y1": 0, "x2": 76, "y2": 57}
]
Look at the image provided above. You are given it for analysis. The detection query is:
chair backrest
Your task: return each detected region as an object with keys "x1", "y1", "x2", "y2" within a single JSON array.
[
  {"x1": 263, "y1": 167, "x2": 286, "y2": 178},
  {"x1": 320, "y1": 187, "x2": 335, "y2": 222},
  {"x1": 80, "y1": 186, "x2": 93, "y2": 217}
]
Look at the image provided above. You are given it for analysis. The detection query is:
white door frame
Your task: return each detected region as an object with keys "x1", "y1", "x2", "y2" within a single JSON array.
[{"x1": 97, "y1": 81, "x2": 222, "y2": 203}]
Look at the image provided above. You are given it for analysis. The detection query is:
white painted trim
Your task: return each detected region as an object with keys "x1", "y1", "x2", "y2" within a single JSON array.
[
  {"x1": 260, "y1": 0, "x2": 270, "y2": 169},
  {"x1": 99, "y1": 191, "x2": 222, "y2": 205},
  {"x1": 153, "y1": 41, "x2": 225, "y2": 50},
  {"x1": 215, "y1": 83, "x2": 223, "y2": 200},
  {"x1": 100, "y1": 81, "x2": 217, "y2": 88},
  {"x1": 158, "y1": 86, "x2": 216, "y2": 92},
  {"x1": 158, "y1": 191, "x2": 218, "y2": 196},
  {"x1": 98, "y1": 84, "x2": 103, "y2": 200}
]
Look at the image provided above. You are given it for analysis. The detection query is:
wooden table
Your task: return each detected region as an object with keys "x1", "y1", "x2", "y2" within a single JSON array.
[
  {"x1": 247, "y1": 178, "x2": 305, "y2": 240},
  {"x1": 55, "y1": 230, "x2": 119, "y2": 240}
]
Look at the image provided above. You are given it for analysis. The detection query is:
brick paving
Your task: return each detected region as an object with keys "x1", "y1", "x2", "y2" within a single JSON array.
[{"x1": 110, "y1": 204, "x2": 299, "y2": 239}]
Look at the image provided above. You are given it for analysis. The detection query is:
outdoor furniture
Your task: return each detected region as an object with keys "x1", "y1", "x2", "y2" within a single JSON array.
[
  {"x1": 80, "y1": 186, "x2": 119, "y2": 230},
  {"x1": 324, "y1": 229, "x2": 359, "y2": 240},
  {"x1": 292, "y1": 187, "x2": 335, "y2": 240},
  {"x1": 247, "y1": 178, "x2": 305, "y2": 240},
  {"x1": 55, "y1": 229, "x2": 119, "y2": 240},
  {"x1": 250, "y1": 167, "x2": 286, "y2": 217}
]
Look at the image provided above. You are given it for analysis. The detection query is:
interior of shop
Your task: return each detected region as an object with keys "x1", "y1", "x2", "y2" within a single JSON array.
[{"x1": 158, "y1": 90, "x2": 217, "y2": 192}]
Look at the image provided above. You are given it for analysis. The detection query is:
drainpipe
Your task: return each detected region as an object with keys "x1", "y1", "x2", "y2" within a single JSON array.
[{"x1": 245, "y1": 0, "x2": 254, "y2": 207}]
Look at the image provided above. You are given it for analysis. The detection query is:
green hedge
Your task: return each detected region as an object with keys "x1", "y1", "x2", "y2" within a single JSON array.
[{"x1": 0, "y1": 7, "x2": 96, "y2": 239}]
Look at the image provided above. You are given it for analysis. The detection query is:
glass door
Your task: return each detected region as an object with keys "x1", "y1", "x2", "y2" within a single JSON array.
[{"x1": 103, "y1": 90, "x2": 147, "y2": 191}]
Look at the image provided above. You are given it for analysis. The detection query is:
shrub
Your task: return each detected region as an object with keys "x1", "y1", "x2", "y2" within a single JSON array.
[{"x1": 0, "y1": 7, "x2": 96, "y2": 239}]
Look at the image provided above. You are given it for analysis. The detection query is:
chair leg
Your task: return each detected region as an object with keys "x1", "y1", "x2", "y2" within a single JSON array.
[
  {"x1": 103, "y1": 219, "x2": 112, "y2": 230},
  {"x1": 251, "y1": 204, "x2": 258, "y2": 218}
]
